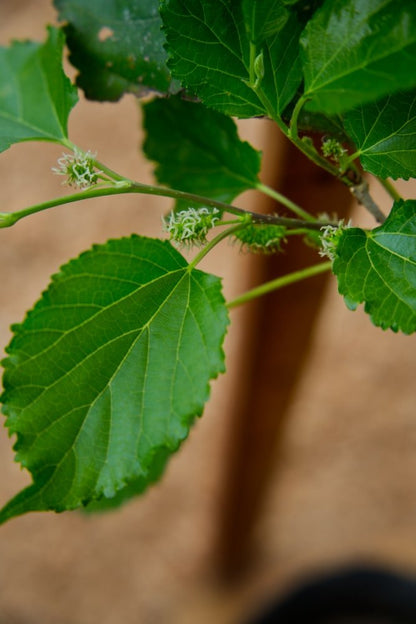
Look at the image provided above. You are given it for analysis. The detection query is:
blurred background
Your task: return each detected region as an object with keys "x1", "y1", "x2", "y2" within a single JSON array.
[{"x1": 0, "y1": 2, "x2": 415, "y2": 623}]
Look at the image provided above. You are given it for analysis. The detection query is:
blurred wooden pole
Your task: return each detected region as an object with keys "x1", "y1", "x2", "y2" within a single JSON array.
[{"x1": 215, "y1": 137, "x2": 353, "y2": 580}]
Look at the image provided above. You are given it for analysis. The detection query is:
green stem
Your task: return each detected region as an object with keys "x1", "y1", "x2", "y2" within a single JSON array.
[
  {"x1": 127, "y1": 182, "x2": 310, "y2": 229},
  {"x1": 0, "y1": 176, "x2": 334, "y2": 231},
  {"x1": 93, "y1": 158, "x2": 128, "y2": 183},
  {"x1": 288, "y1": 95, "x2": 344, "y2": 178},
  {"x1": 216, "y1": 219, "x2": 243, "y2": 226},
  {"x1": 255, "y1": 88, "x2": 289, "y2": 134},
  {"x1": 289, "y1": 94, "x2": 309, "y2": 140},
  {"x1": 52, "y1": 140, "x2": 334, "y2": 229},
  {"x1": 286, "y1": 96, "x2": 357, "y2": 185},
  {"x1": 378, "y1": 177, "x2": 403, "y2": 202},
  {"x1": 346, "y1": 149, "x2": 361, "y2": 164},
  {"x1": 128, "y1": 182, "x2": 328, "y2": 228},
  {"x1": 96, "y1": 173, "x2": 114, "y2": 183},
  {"x1": 227, "y1": 261, "x2": 332, "y2": 309},
  {"x1": 283, "y1": 228, "x2": 312, "y2": 236},
  {"x1": 0, "y1": 184, "x2": 131, "y2": 227},
  {"x1": 188, "y1": 224, "x2": 247, "y2": 269},
  {"x1": 256, "y1": 182, "x2": 316, "y2": 221},
  {"x1": 62, "y1": 140, "x2": 127, "y2": 184},
  {"x1": 293, "y1": 134, "x2": 346, "y2": 180}
]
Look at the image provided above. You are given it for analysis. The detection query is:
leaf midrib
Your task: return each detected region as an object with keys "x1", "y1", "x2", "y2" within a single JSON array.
[
  {"x1": 11, "y1": 268, "x2": 191, "y2": 483},
  {"x1": 14, "y1": 270, "x2": 194, "y2": 507}
]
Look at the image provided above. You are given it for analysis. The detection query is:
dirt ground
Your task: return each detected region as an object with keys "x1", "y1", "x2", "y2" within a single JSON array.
[{"x1": 0, "y1": 3, "x2": 415, "y2": 623}]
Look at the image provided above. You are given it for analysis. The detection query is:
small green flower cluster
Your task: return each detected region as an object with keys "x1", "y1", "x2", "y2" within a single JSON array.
[
  {"x1": 319, "y1": 220, "x2": 351, "y2": 261},
  {"x1": 234, "y1": 223, "x2": 286, "y2": 254},
  {"x1": 52, "y1": 148, "x2": 101, "y2": 188},
  {"x1": 163, "y1": 207, "x2": 220, "y2": 247},
  {"x1": 321, "y1": 137, "x2": 346, "y2": 161}
]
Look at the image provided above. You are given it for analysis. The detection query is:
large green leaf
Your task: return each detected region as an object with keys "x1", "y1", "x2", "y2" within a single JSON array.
[
  {"x1": 54, "y1": 0, "x2": 179, "y2": 101},
  {"x1": 0, "y1": 236, "x2": 228, "y2": 523},
  {"x1": 0, "y1": 26, "x2": 77, "y2": 152},
  {"x1": 300, "y1": 0, "x2": 416, "y2": 114},
  {"x1": 333, "y1": 200, "x2": 416, "y2": 334},
  {"x1": 142, "y1": 95, "x2": 261, "y2": 206},
  {"x1": 344, "y1": 91, "x2": 416, "y2": 180},
  {"x1": 160, "y1": 0, "x2": 303, "y2": 119}
]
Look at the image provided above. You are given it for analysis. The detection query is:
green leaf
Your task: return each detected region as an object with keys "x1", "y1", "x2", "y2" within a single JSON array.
[
  {"x1": 296, "y1": 110, "x2": 349, "y2": 140},
  {"x1": 333, "y1": 200, "x2": 416, "y2": 334},
  {"x1": 0, "y1": 26, "x2": 78, "y2": 152},
  {"x1": 160, "y1": 0, "x2": 303, "y2": 119},
  {"x1": 84, "y1": 448, "x2": 170, "y2": 512},
  {"x1": 344, "y1": 91, "x2": 416, "y2": 180},
  {"x1": 142, "y1": 95, "x2": 261, "y2": 207},
  {"x1": 300, "y1": 0, "x2": 416, "y2": 114},
  {"x1": 0, "y1": 236, "x2": 228, "y2": 523},
  {"x1": 54, "y1": 0, "x2": 180, "y2": 101},
  {"x1": 242, "y1": 0, "x2": 289, "y2": 43}
]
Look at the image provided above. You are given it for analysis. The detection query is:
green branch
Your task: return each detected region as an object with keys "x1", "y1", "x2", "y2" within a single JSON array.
[
  {"x1": 127, "y1": 182, "x2": 332, "y2": 230},
  {"x1": 0, "y1": 184, "x2": 131, "y2": 227},
  {"x1": 0, "y1": 178, "x2": 334, "y2": 231}
]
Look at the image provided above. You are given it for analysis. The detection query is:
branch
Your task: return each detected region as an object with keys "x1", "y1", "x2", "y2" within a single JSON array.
[{"x1": 350, "y1": 180, "x2": 386, "y2": 223}]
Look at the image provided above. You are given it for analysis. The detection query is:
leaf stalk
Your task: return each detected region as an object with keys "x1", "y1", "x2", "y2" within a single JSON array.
[
  {"x1": 378, "y1": 177, "x2": 403, "y2": 202},
  {"x1": 227, "y1": 261, "x2": 332, "y2": 309},
  {"x1": 188, "y1": 223, "x2": 247, "y2": 269},
  {"x1": 256, "y1": 182, "x2": 316, "y2": 221}
]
